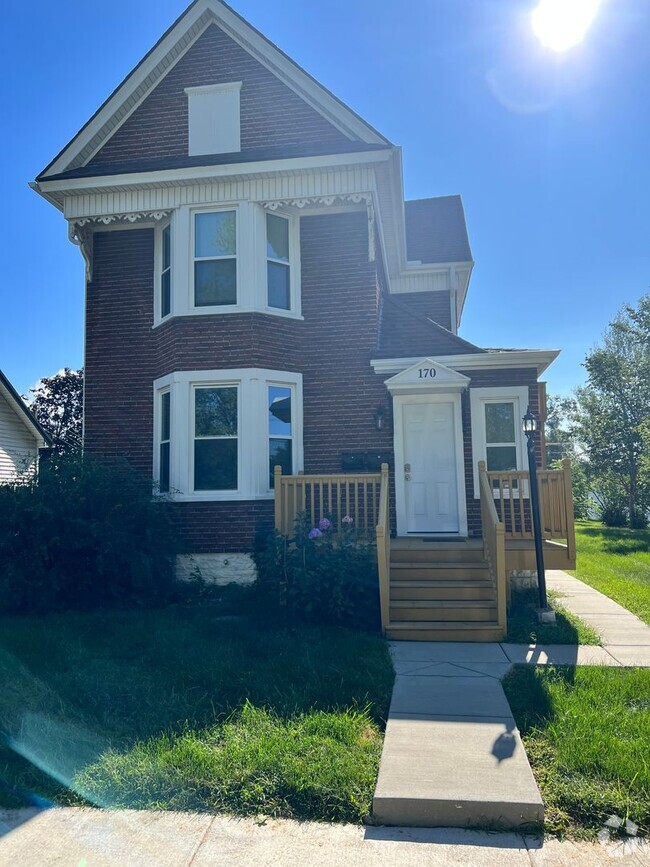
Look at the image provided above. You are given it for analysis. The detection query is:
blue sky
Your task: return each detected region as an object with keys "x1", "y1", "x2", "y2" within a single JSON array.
[{"x1": 2, "y1": 0, "x2": 648, "y2": 397}]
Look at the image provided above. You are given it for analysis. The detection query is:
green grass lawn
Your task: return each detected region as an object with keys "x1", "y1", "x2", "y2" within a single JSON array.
[
  {"x1": 0, "y1": 595, "x2": 393, "y2": 822},
  {"x1": 503, "y1": 666, "x2": 650, "y2": 838},
  {"x1": 573, "y1": 521, "x2": 650, "y2": 624},
  {"x1": 506, "y1": 588, "x2": 601, "y2": 645}
]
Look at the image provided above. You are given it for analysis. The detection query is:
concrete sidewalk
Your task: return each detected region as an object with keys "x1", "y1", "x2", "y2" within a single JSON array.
[{"x1": 1, "y1": 808, "x2": 648, "y2": 866}]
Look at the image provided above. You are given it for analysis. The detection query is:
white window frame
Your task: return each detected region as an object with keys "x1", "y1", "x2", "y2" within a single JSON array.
[
  {"x1": 470, "y1": 386, "x2": 529, "y2": 497},
  {"x1": 185, "y1": 82, "x2": 242, "y2": 157},
  {"x1": 191, "y1": 206, "x2": 239, "y2": 311},
  {"x1": 153, "y1": 220, "x2": 172, "y2": 324},
  {"x1": 192, "y1": 382, "x2": 240, "y2": 494},
  {"x1": 265, "y1": 211, "x2": 301, "y2": 315},
  {"x1": 266, "y1": 381, "x2": 297, "y2": 495},
  {"x1": 153, "y1": 368, "x2": 303, "y2": 501},
  {"x1": 154, "y1": 204, "x2": 302, "y2": 325}
]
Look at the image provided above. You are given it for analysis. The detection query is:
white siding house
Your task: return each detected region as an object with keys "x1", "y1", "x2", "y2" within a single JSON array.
[{"x1": 0, "y1": 371, "x2": 51, "y2": 481}]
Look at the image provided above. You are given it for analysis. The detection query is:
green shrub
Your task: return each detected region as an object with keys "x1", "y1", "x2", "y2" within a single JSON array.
[
  {"x1": 255, "y1": 516, "x2": 380, "y2": 631},
  {"x1": 0, "y1": 455, "x2": 180, "y2": 614}
]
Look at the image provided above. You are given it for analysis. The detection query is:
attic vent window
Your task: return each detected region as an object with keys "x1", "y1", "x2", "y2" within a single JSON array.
[{"x1": 185, "y1": 82, "x2": 242, "y2": 157}]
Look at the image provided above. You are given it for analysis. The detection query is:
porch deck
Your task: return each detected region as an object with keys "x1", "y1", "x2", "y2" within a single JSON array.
[{"x1": 274, "y1": 459, "x2": 576, "y2": 641}]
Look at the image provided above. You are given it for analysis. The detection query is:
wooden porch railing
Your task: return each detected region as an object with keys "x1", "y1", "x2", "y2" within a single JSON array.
[
  {"x1": 273, "y1": 466, "x2": 383, "y2": 535},
  {"x1": 478, "y1": 461, "x2": 507, "y2": 635},
  {"x1": 486, "y1": 458, "x2": 576, "y2": 563},
  {"x1": 375, "y1": 463, "x2": 391, "y2": 633}
]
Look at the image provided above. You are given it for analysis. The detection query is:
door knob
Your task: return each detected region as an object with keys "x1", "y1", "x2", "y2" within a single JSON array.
[{"x1": 405, "y1": 473, "x2": 411, "y2": 481}]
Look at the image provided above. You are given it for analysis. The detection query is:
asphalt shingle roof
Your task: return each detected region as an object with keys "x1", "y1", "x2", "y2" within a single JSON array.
[{"x1": 404, "y1": 196, "x2": 473, "y2": 265}]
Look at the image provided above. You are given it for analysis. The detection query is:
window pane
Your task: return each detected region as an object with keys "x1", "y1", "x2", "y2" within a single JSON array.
[
  {"x1": 195, "y1": 439, "x2": 238, "y2": 490},
  {"x1": 267, "y1": 262, "x2": 290, "y2": 310},
  {"x1": 269, "y1": 386, "x2": 292, "y2": 435},
  {"x1": 266, "y1": 214, "x2": 289, "y2": 261},
  {"x1": 486, "y1": 445, "x2": 518, "y2": 472},
  {"x1": 161, "y1": 392, "x2": 171, "y2": 441},
  {"x1": 162, "y1": 224, "x2": 171, "y2": 269},
  {"x1": 159, "y1": 442, "x2": 170, "y2": 493},
  {"x1": 161, "y1": 269, "x2": 171, "y2": 318},
  {"x1": 195, "y1": 259, "x2": 237, "y2": 306},
  {"x1": 195, "y1": 387, "x2": 238, "y2": 437},
  {"x1": 485, "y1": 402, "x2": 515, "y2": 444},
  {"x1": 269, "y1": 439, "x2": 292, "y2": 488},
  {"x1": 195, "y1": 211, "x2": 236, "y2": 257}
]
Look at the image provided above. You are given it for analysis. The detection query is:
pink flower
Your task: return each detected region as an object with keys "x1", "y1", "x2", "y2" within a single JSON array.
[
  {"x1": 308, "y1": 528, "x2": 323, "y2": 540},
  {"x1": 342, "y1": 515, "x2": 354, "y2": 526},
  {"x1": 318, "y1": 518, "x2": 331, "y2": 531}
]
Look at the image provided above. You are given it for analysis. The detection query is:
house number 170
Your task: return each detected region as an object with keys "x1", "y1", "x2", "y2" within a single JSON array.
[{"x1": 418, "y1": 368, "x2": 437, "y2": 378}]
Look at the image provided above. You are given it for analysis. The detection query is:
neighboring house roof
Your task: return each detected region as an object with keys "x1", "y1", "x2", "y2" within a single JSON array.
[
  {"x1": 0, "y1": 370, "x2": 53, "y2": 446},
  {"x1": 404, "y1": 196, "x2": 473, "y2": 265},
  {"x1": 37, "y1": 0, "x2": 391, "y2": 182},
  {"x1": 376, "y1": 294, "x2": 486, "y2": 359}
]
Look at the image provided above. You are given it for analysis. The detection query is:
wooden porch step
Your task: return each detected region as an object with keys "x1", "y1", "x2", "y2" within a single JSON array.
[
  {"x1": 390, "y1": 562, "x2": 490, "y2": 581},
  {"x1": 390, "y1": 600, "x2": 498, "y2": 623},
  {"x1": 386, "y1": 621, "x2": 505, "y2": 642},
  {"x1": 390, "y1": 544, "x2": 485, "y2": 564},
  {"x1": 390, "y1": 580, "x2": 495, "y2": 601}
]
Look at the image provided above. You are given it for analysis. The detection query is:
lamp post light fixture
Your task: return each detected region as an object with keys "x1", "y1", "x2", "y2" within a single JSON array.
[{"x1": 522, "y1": 406, "x2": 556, "y2": 623}]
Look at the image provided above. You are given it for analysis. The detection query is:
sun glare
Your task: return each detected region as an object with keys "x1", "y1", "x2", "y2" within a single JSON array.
[{"x1": 532, "y1": 0, "x2": 602, "y2": 52}]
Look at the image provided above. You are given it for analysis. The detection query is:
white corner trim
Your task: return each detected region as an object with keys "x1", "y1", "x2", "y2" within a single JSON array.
[
  {"x1": 469, "y1": 385, "x2": 529, "y2": 498},
  {"x1": 371, "y1": 350, "x2": 560, "y2": 377}
]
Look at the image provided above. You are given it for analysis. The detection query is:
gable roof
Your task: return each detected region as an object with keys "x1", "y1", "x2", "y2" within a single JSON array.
[
  {"x1": 404, "y1": 196, "x2": 473, "y2": 264},
  {"x1": 0, "y1": 371, "x2": 53, "y2": 446},
  {"x1": 38, "y1": 0, "x2": 391, "y2": 181}
]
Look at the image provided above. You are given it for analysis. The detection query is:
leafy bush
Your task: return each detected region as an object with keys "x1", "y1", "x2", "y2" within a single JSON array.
[
  {"x1": 255, "y1": 516, "x2": 380, "y2": 631},
  {"x1": 0, "y1": 455, "x2": 180, "y2": 614}
]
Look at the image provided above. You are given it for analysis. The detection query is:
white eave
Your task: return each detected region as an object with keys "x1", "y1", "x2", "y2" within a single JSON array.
[{"x1": 371, "y1": 350, "x2": 561, "y2": 377}]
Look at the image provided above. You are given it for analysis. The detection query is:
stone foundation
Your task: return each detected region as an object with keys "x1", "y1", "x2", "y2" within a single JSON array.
[{"x1": 176, "y1": 553, "x2": 257, "y2": 586}]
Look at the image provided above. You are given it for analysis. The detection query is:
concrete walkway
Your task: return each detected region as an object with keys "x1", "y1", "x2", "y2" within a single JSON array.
[
  {"x1": 548, "y1": 570, "x2": 650, "y2": 666},
  {"x1": 374, "y1": 577, "x2": 650, "y2": 830},
  {"x1": 1, "y1": 808, "x2": 648, "y2": 866}
]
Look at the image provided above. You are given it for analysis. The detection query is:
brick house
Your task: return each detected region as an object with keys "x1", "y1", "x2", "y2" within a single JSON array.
[{"x1": 32, "y1": 0, "x2": 575, "y2": 639}]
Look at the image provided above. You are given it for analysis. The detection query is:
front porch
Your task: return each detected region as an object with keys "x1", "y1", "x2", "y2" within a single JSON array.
[{"x1": 273, "y1": 459, "x2": 576, "y2": 641}]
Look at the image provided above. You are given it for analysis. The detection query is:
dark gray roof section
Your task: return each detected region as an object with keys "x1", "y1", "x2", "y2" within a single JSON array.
[
  {"x1": 404, "y1": 196, "x2": 473, "y2": 265},
  {"x1": 0, "y1": 370, "x2": 53, "y2": 446}
]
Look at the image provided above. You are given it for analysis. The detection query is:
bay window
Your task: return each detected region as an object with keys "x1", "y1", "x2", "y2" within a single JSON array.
[
  {"x1": 266, "y1": 214, "x2": 291, "y2": 310},
  {"x1": 154, "y1": 369, "x2": 302, "y2": 500}
]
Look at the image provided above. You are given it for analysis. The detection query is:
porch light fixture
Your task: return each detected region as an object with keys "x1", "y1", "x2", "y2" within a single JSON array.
[
  {"x1": 374, "y1": 405, "x2": 385, "y2": 431},
  {"x1": 522, "y1": 406, "x2": 555, "y2": 622}
]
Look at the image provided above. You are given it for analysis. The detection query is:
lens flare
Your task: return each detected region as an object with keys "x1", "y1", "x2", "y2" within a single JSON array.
[{"x1": 532, "y1": 0, "x2": 602, "y2": 52}]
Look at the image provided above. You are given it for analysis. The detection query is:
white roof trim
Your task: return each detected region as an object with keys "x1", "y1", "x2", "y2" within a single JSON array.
[
  {"x1": 39, "y1": 0, "x2": 389, "y2": 180},
  {"x1": 371, "y1": 350, "x2": 560, "y2": 377}
]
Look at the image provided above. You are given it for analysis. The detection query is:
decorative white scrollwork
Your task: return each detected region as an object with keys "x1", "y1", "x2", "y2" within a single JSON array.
[{"x1": 258, "y1": 194, "x2": 376, "y2": 261}]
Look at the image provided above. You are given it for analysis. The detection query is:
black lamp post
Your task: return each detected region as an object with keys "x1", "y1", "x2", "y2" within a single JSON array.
[{"x1": 522, "y1": 407, "x2": 555, "y2": 622}]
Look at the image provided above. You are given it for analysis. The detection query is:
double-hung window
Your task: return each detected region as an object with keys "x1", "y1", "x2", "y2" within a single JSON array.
[
  {"x1": 470, "y1": 386, "x2": 528, "y2": 496},
  {"x1": 268, "y1": 385, "x2": 293, "y2": 487},
  {"x1": 266, "y1": 213, "x2": 291, "y2": 310},
  {"x1": 193, "y1": 385, "x2": 238, "y2": 491},
  {"x1": 160, "y1": 224, "x2": 172, "y2": 318},
  {"x1": 194, "y1": 210, "x2": 237, "y2": 307},
  {"x1": 159, "y1": 391, "x2": 171, "y2": 493}
]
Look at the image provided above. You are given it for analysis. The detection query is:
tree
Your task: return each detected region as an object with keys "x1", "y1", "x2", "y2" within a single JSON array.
[
  {"x1": 572, "y1": 295, "x2": 650, "y2": 526},
  {"x1": 544, "y1": 394, "x2": 591, "y2": 519},
  {"x1": 27, "y1": 368, "x2": 83, "y2": 453}
]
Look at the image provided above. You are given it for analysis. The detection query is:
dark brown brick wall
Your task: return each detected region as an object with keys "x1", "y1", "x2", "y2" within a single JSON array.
[
  {"x1": 88, "y1": 23, "x2": 351, "y2": 171},
  {"x1": 84, "y1": 218, "x2": 541, "y2": 552}
]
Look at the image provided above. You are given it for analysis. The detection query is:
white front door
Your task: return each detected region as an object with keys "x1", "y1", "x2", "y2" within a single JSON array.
[{"x1": 402, "y1": 399, "x2": 462, "y2": 534}]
